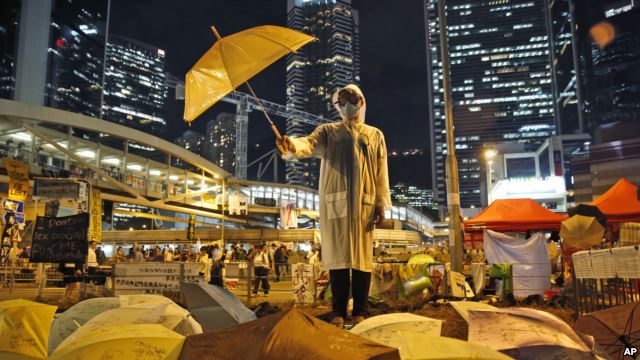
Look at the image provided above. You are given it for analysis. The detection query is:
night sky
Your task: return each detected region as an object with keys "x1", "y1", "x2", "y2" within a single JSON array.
[{"x1": 110, "y1": 0, "x2": 431, "y2": 187}]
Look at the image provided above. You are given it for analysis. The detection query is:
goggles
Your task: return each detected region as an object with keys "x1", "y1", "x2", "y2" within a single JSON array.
[{"x1": 335, "y1": 89, "x2": 361, "y2": 106}]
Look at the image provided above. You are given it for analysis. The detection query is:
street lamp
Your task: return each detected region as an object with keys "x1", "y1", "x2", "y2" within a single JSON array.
[{"x1": 484, "y1": 149, "x2": 497, "y2": 204}]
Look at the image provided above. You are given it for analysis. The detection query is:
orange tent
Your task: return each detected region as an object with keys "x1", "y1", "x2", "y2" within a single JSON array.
[
  {"x1": 464, "y1": 198, "x2": 567, "y2": 232},
  {"x1": 591, "y1": 178, "x2": 640, "y2": 223}
]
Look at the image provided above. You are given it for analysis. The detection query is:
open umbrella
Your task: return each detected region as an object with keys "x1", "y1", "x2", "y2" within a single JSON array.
[
  {"x1": 574, "y1": 303, "x2": 640, "y2": 360},
  {"x1": 184, "y1": 24, "x2": 316, "y2": 151},
  {"x1": 467, "y1": 307, "x2": 602, "y2": 359},
  {"x1": 179, "y1": 308, "x2": 400, "y2": 360},
  {"x1": 0, "y1": 299, "x2": 57, "y2": 360},
  {"x1": 48, "y1": 297, "x2": 122, "y2": 354},
  {"x1": 351, "y1": 313, "x2": 442, "y2": 341},
  {"x1": 358, "y1": 332, "x2": 513, "y2": 360},
  {"x1": 181, "y1": 282, "x2": 256, "y2": 332},
  {"x1": 561, "y1": 215, "x2": 606, "y2": 249},
  {"x1": 50, "y1": 324, "x2": 185, "y2": 360},
  {"x1": 569, "y1": 204, "x2": 607, "y2": 228}
]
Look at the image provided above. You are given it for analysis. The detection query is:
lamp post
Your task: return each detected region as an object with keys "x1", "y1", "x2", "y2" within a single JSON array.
[
  {"x1": 438, "y1": 0, "x2": 464, "y2": 273},
  {"x1": 484, "y1": 149, "x2": 497, "y2": 204}
]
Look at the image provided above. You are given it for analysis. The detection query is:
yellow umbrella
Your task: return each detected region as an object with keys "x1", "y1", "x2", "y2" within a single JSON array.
[
  {"x1": 184, "y1": 25, "x2": 316, "y2": 123},
  {"x1": 561, "y1": 215, "x2": 605, "y2": 249},
  {"x1": 449, "y1": 301, "x2": 497, "y2": 323},
  {"x1": 50, "y1": 324, "x2": 185, "y2": 360},
  {"x1": 0, "y1": 299, "x2": 57, "y2": 360}
]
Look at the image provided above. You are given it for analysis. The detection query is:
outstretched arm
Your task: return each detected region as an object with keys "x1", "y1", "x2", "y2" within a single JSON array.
[{"x1": 278, "y1": 124, "x2": 327, "y2": 160}]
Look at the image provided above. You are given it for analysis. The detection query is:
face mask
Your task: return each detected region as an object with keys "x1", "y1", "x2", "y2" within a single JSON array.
[{"x1": 340, "y1": 102, "x2": 360, "y2": 119}]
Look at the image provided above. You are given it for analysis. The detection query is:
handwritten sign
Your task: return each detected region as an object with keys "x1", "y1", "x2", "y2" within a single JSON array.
[
  {"x1": 89, "y1": 189, "x2": 101, "y2": 242},
  {"x1": 292, "y1": 263, "x2": 317, "y2": 304},
  {"x1": 113, "y1": 262, "x2": 201, "y2": 295},
  {"x1": 29, "y1": 213, "x2": 89, "y2": 263},
  {"x1": 3, "y1": 158, "x2": 29, "y2": 201}
]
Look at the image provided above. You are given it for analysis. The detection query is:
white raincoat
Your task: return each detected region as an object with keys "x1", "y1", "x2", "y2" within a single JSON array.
[{"x1": 283, "y1": 84, "x2": 392, "y2": 272}]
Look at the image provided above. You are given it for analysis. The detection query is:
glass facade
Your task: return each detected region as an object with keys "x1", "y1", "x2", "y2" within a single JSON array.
[
  {"x1": 390, "y1": 183, "x2": 436, "y2": 212},
  {"x1": 102, "y1": 35, "x2": 168, "y2": 137},
  {"x1": 46, "y1": 0, "x2": 108, "y2": 118},
  {"x1": 286, "y1": 0, "x2": 360, "y2": 189},
  {"x1": 424, "y1": 0, "x2": 556, "y2": 208},
  {"x1": 572, "y1": 1, "x2": 640, "y2": 137},
  {"x1": 0, "y1": 0, "x2": 20, "y2": 100}
]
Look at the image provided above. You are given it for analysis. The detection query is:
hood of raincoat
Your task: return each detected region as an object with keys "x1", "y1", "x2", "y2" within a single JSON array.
[{"x1": 332, "y1": 84, "x2": 366, "y2": 124}]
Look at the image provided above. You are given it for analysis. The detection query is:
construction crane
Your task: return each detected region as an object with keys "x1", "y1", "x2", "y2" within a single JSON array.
[{"x1": 167, "y1": 75, "x2": 329, "y2": 179}]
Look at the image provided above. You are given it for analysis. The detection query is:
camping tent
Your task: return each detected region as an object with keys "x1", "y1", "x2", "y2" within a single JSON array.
[
  {"x1": 590, "y1": 178, "x2": 640, "y2": 224},
  {"x1": 464, "y1": 198, "x2": 566, "y2": 232}
]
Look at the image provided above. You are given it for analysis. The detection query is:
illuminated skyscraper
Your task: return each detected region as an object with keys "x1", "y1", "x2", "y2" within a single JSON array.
[
  {"x1": 0, "y1": 0, "x2": 21, "y2": 100},
  {"x1": 46, "y1": 0, "x2": 108, "y2": 117},
  {"x1": 424, "y1": 0, "x2": 555, "y2": 209},
  {"x1": 102, "y1": 36, "x2": 168, "y2": 136},
  {"x1": 286, "y1": 0, "x2": 360, "y2": 188},
  {"x1": 205, "y1": 113, "x2": 236, "y2": 174}
]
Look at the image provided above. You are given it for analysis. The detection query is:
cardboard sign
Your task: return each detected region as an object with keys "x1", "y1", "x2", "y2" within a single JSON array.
[
  {"x1": 89, "y1": 189, "x2": 101, "y2": 242},
  {"x1": 30, "y1": 213, "x2": 89, "y2": 263},
  {"x1": 3, "y1": 158, "x2": 29, "y2": 201}
]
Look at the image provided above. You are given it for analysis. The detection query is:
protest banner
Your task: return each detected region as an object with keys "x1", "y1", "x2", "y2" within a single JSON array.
[
  {"x1": 89, "y1": 189, "x2": 101, "y2": 242},
  {"x1": 29, "y1": 213, "x2": 89, "y2": 263},
  {"x1": 3, "y1": 158, "x2": 29, "y2": 201}
]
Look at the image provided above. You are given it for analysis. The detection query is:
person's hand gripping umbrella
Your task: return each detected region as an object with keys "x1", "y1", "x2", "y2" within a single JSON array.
[{"x1": 184, "y1": 25, "x2": 316, "y2": 154}]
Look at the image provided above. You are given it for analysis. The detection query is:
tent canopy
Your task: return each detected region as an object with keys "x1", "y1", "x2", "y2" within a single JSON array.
[
  {"x1": 590, "y1": 178, "x2": 640, "y2": 223},
  {"x1": 464, "y1": 198, "x2": 566, "y2": 232}
]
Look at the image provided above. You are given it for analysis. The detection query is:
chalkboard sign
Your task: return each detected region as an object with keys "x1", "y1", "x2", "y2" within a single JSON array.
[{"x1": 30, "y1": 213, "x2": 89, "y2": 263}]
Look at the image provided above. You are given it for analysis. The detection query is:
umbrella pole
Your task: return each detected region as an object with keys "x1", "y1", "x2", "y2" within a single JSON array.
[{"x1": 210, "y1": 25, "x2": 287, "y2": 154}]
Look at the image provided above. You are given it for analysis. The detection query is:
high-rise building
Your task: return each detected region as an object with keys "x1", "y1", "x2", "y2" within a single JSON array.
[
  {"x1": 205, "y1": 113, "x2": 236, "y2": 174},
  {"x1": 102, "y1": 35, "x2": 168, "y2": 136},
  {"x1": 0, "y1": 0, "x2": 21, "y2": 100},
  {"x1": 545, "y1": 0, "x2": 583, "y2": 135},
  {"x1": 572, "y1": 1, "x2": 640, "y2": 142},
  {"x1": 286, "y1": 0, "x2": 360, "y2": 188},
  {"x1": 424, "y1": 0, "x2": 556, "y2": 209},
  {"x1": 391, "y1": 183, "x2": 436, "y2": 212},
  {"x1": 46, "y1": 0, "x2": 108, "y2": 118}
]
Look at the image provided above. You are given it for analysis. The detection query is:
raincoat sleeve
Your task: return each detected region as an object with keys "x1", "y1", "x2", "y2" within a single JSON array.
[
  {"x1": 283, "y1": 124, "x2": 327, "y2": 159},
  {"x1": 375, "y1": 131, "x2": 392, "y2": 210}
]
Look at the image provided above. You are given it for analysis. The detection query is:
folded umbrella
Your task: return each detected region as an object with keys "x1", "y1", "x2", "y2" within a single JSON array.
[
  {"x1": 0, "y1": 299, "x2": 57, "y2": 360},
  {"x1": 561, "y1": 215, "x2": 606, "y2": 249},
  {"x1": 574, "y1": 303, "x2": 640, "y2": 360}
]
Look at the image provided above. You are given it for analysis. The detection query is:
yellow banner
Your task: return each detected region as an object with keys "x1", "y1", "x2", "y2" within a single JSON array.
[
  {"x1": 3, "y1": 158, "x2": 29, "y2": 201},
  {"x1": 89, "y1": 188, "x2": 102, "y2": 242}
]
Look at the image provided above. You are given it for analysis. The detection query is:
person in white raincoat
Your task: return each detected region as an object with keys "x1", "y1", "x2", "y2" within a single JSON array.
[{"x1": 278, "y1": 84, "x2": 392, "y2": 327}]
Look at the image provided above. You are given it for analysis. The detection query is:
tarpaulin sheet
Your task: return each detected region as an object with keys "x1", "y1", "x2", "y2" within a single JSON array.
[{"x1": 483, "y1": 230, "x2": 550, "y2": 297}]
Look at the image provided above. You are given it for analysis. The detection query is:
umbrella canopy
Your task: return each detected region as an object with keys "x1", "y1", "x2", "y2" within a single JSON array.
[
  {"x1": 0, "y1": 299, "x2": 57, "y2": 360},
  {"x1": 48, "y1": 297, "x2": 122, "y2": 354},
  {"x1": 569, "y1": 204, "x2": 607, "y2": 228},
  {"x1": 118, "y1": 294, "x2": 177, "y2": 306},
  {"x1": 464, "y1": 198, "x2": 566, "y2": 232},
  {"x1": 50, "y1": 324, "x2": 184, "y2": 360},
  {"x1": 357, "y1": 332, "x2": 513, "y2": 360},
  {"x1": 184, "y1": 25, "x2": 316, "y2": 122},
  {"x1": 591, "y1": 179, "x2": 640, "y2": 223},
  {"x1": 179, "y1": 308, "x2": 400, "y2": 360},
  {"x1": 181, "y1": 282, "x2": 256, "y2": 332},
  {"x1": 449, "y1": 301, "x2": 497, "y2": 323},
  {"x1": 350, "y1": 313, "x2": 442, "y2": 339},
  {"x1": 574, "y1": 303, "x2": 640, "y2": 360},
  {"x1": 561, "y1": 215, "x2": 606, "y2": 249},
  {"x1": 467, "y1": 307, "x2": 600, "y2": 359}
]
